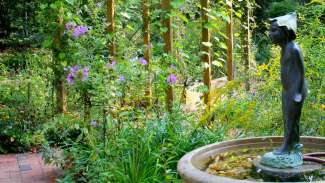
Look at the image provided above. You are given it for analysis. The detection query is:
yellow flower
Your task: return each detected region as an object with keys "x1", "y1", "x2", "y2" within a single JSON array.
[{"x1": 321, "y1": 104, "x2": 325, "y2": 110}]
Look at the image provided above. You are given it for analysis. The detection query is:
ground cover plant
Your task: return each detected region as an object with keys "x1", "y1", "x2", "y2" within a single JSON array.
[{"x1": 0, "y1": 0, "x2": 324, "y2": 182}]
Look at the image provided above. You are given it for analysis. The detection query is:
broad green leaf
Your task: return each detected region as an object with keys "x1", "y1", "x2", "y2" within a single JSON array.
[
  {"x1": 171, "y1": 0, "x2": 185, "y2": 9},
  {"x1": 160, "y1": 27, "x2": 168, "y2": 33},
  {"x1": 65, "y1": 0, "x2": 75, "y2": 5},
  {"x1": 219, "y1": 42, "x2": 227, "y2": 50},
  {"x1": 121, "y1": 12, "x2": 130, "y2": 19},
  {"x1": 202, "y1": 42, "x2": 213, "y2": 47},
  {"x1": 203, "y1": 62, "x2": 210, "y2": 69},
  {"x1": 58, "y1": 53, "x2": 65, "y2": 60},
  {"x1": 310, "y1": 0, "x2": 324, "y2": 4},
  {"x1": 49, "y1": 3, "x2": 57, "y2": 10},
  {"x1": 42, "y1": 38, "x2": 53, "y2": 48},
  {"x1": 178, "y1": 14, "x2": 188, "y2": 23},
  {"x1": 212, "y1": 61, "x2": 223, "y2": 67}
]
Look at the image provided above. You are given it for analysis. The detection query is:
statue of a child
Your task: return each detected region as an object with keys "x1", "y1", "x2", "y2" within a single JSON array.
[{"x1": 261, "y1": 12, "x2": 307, "y2": 168}]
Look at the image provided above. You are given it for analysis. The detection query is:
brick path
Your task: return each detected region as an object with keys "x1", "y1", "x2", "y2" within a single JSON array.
[{"x1": 0, "y1": 153, "x2": 62, "y2": 183}]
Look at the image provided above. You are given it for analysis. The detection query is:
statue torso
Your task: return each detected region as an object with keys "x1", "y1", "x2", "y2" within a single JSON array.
[{"x1": 280, "y1": 42, "x2": 306, "y2": 96}]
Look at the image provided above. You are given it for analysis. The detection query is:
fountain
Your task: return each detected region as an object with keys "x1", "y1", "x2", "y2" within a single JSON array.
[
  {"x1": 178, "y1": 13, "x2": 324, "y2": 182},
  {"x1": 177, "y1": 136, "x2": 324, "y2": 182}
]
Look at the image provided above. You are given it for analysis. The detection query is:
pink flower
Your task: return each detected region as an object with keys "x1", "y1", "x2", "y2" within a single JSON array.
[
  {"x1": 139, "y1": 57, "x2": 148, "y2": 65},
  {"x1": 106, "y1": 60, "x2": 116, "y2": 69},
  {"x1": 167, "y1": 74, "x2": 177, "y2": 85}
]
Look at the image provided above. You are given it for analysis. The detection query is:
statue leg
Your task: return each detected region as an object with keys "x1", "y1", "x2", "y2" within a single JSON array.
[
  {"x1": 275, "y1": 92, "x2": 303, "y2": 154},
  {"x1": 275, "y1": 92, "x2": 290, "y2": 154},
  {"x1": 286, "y1": 98, "x2": 303, "y2": 148}
]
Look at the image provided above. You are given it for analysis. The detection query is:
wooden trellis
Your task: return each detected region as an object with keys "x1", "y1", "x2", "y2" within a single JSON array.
[
  {"x1": 143, "y1": 0, "x2": 152, "y2": 106},
  {"x1": 201, "y1": 0, "x2": 212, "y2": 106},
  {"x1": 107, "y1": 0, "x2": 116, "y2": 61},
  {"x1": 226, "y1": 0, "x2": 234, "y2": 81},
  {"x1": 105, "y1": 0, "x2": 238, "y2": 111},
  {"x1": 162, "y1": 0, "x2": 174, "y2": 111}
]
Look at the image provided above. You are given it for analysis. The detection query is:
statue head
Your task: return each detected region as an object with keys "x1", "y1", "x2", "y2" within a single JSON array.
[{"x1": 269, "y1": 13, "x2": 297, "y2": 44}]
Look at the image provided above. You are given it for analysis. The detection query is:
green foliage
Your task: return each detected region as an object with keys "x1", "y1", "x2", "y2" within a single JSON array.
[
  {"x1": 47, "y1": 109, "x2": 225, "y2": 182},
  {"x1": 266, "y1": 0, "x2": 300, "y2": 18},
  {"x1": 0, "y1": 0, "x2": 41, "y2": 47},
  {"x1": 202, "y1": 3, "x2": 325, "y2": 136},
  {"x1": 42, "y1": 113, "x2": 89, "y2": 148},
  {"x1": 0, "y1": 49, "x2": 51, "y2": 153}
]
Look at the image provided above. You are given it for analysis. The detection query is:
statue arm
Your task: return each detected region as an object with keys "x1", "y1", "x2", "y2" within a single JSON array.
[{"x1": 292, "y1": 48, "x2": 305, "y2": 102}]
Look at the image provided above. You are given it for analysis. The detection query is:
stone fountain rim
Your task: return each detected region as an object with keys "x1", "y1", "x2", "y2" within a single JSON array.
[{"x1": 177, "y1": 136, "x2": 325, "y2": 183}]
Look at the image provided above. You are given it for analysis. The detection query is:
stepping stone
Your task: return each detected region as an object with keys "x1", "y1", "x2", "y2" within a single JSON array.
[
  {"x1": 16, "y1": 154, "x2": 26, "y2": 161},
  {"x1": 0, "y1": 153, "x2": 62, "y2": 182},
  {"x1": 19, "y1": 164, "x2": 32, "y2": 171}
]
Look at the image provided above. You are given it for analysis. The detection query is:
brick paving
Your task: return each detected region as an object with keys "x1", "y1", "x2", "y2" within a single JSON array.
[{"x1": 0, "y1": 153, "x2": 62, "y2": 183}]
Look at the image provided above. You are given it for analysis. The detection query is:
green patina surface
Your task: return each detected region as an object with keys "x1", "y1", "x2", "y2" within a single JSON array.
[{"x1": 260, "y1": 151, "x2": 303, "y2": 168}]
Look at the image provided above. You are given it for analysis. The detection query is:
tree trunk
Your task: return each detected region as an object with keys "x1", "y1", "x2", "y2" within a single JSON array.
[
  {"x1": 162, "y1": 0, "x2": 174, "y2": 112},
  {"x1": 143, "y1": 0, "x2": 152, "y2": 106},
  {"x1": 201, "y1": 0, "x2": 212, "y2": 107},
  {"x1": 54, "y1": 6, "x2": 67, "y2": 114},
  {"x1": 226, "y1": 0, "x2": 234, "y2": 81},
  {"x1": 107, "y1": 0, "x2": 116, "y2": 61}
]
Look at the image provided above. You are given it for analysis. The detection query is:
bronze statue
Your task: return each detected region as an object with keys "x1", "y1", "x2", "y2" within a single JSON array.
[{"x1": 261, "y1": 12, "x2": 307, "y2": 168}]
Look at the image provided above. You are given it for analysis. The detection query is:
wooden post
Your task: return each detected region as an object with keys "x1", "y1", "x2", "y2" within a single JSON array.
[
  {"x1": 143, "y1": 0, "x2": 152, "y2": 106},
  {"x1": 226, "y1": 0, "x2": 234, "y2": 81},
  {"x1": 201, "y1": 0, "x2": 212, "y2": 106},
  {"x1": 162, "y1": 0, "x2": 174, "y2": 111},
  {"x1": 243, "y1": 1, "x2": 251, "y2": 91},
  {"x1": 83, "y1": 90, "x2": 91, "y2": 124},
  {"x1": 107, "y1": 0, "x2": 116, "y2": 61},
  {"x1": 54, "y1": 6, "x2": 67, "y2": 113}
]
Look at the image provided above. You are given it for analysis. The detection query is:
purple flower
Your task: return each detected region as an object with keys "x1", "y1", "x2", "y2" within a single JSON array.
[
  {"x1": 90, "y1": 120, "x2": 98, "y2": 127},
  {"x1": 66, "y1": 65, "x2": 90, "y2": 84},
  {"x1": 119, "y1": 75, "x2": 125, "y2": 82},
  {"x1": 65, "y1": 22, "x2": 75, "y2": 30},
  {"x1": 106, "y1": 60, "x2": 116, "y2": 69},
  {"x1": 81, "y1": 67, "x2": 89, "y2": 81},
  {"x1": 139, "y1": 57, "x2": 148, "y2": 65},
  {"x1": 70, "y1": 66, "x2": 80, "y2": 76},
  {"x1": 167, "y1": 74, "x2": 177, "y2": 85},
  {"x1": 67, "y1": 73, "x2": 75, "y2": 84},
  {"x1": 72, "y1": 25, "x2": 88, "y2": 38}
]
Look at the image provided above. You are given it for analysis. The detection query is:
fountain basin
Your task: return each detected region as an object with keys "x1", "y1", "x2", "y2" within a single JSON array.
[{"x1": 177, "y1": 136, "x2": 325, "y2": 183}]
